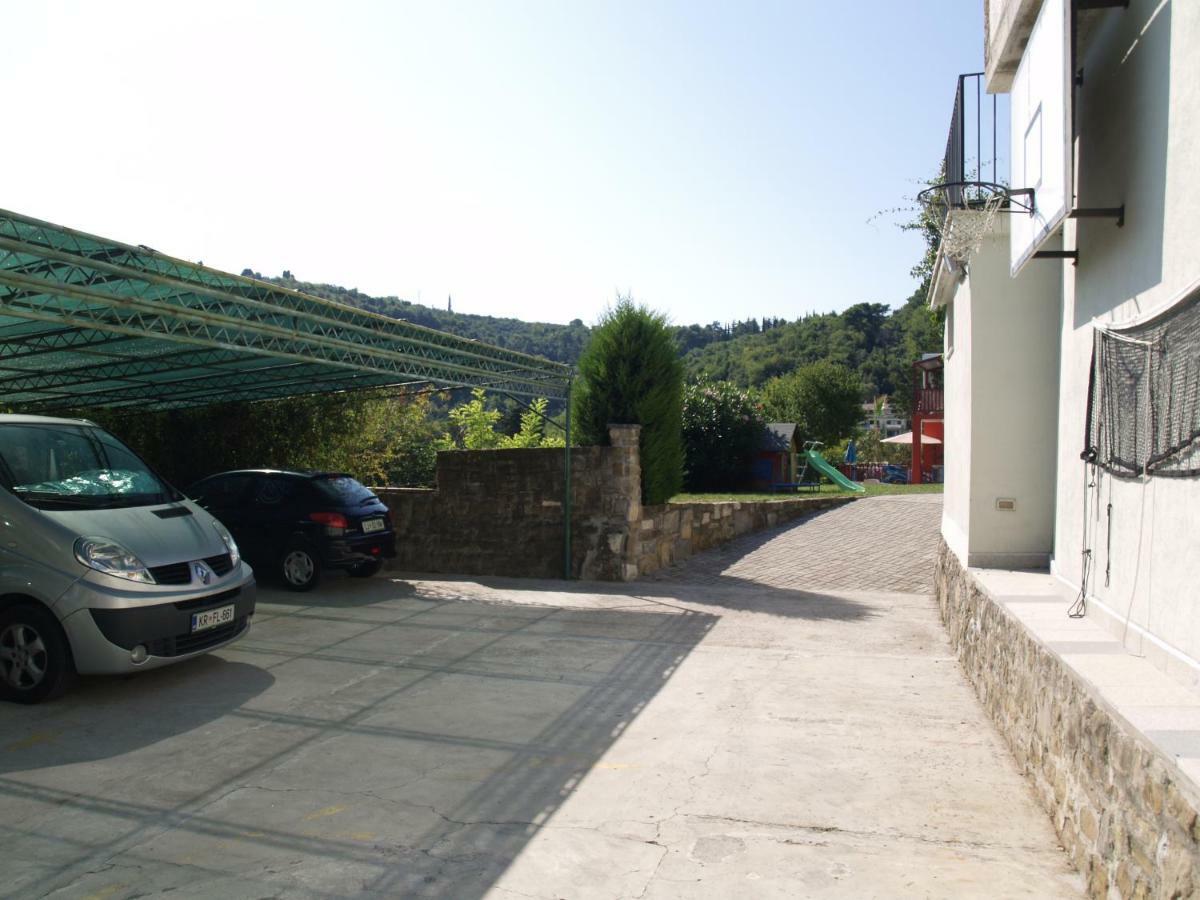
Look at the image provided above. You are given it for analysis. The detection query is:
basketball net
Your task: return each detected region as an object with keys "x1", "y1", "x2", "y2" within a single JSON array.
[{"x1": 926, "y1": 190, "x2": 1006, "y2": 266}]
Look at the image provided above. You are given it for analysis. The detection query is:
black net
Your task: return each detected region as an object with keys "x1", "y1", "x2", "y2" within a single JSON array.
[{"x1": 1086, "y1": 289, "x2": 1200, "y2": 478}]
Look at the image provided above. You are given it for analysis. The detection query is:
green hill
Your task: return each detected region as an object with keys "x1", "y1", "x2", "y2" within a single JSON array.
[
  {"x1": 249, "y1": 271, "x2": 591, "y2": 364},
  {"x1": 247, "y1": 271, "x2": 941, "y2": 414},
  {"x1": 681, "y1": 290, "x2": 942, "y2": 413}
]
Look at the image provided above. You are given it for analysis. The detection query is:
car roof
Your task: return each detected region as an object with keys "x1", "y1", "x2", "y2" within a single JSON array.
[
  {"x1": 0, "y1": 413, "x2": 99, "y2": 427},
  {"x1": 198, "y1": 469, "x2": 353, "y2": 480}
]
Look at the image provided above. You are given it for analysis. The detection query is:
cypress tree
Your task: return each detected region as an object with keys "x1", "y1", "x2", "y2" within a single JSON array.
[{"x1": 573, "y1": 298, "x2": 684, "y2": 504}]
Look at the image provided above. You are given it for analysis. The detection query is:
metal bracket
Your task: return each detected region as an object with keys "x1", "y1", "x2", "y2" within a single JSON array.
[
  {"x1": 1034, "y1": 250, "x2": 1080, "y2": 261},
  {"x1": 1069, "y1": 205, "x2": 1125, "y2": 227},
  {"x1": 1076, "y1": 0, "x2": 1128, "y2": 9},
  {"x1": 1004, "y1": 187, "x2": 1036, "y2": 215}
]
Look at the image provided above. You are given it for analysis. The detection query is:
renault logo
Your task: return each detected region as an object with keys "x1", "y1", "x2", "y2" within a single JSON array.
[{"x1": 192, "y1": 561, "x2": 213, "y2": 585}]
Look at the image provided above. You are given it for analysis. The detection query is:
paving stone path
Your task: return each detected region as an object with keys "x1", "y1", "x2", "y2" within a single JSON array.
[
  {"x1": 1, "y1": 495, "x2": 1082, "y2": 899},
  {"x1": 649, "y1": 494, "x2": 943, "y2": 593}
]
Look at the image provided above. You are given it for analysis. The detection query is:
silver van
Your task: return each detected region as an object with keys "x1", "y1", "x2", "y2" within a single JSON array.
[{"x1": 0, "y1": 414, "x2": 256, "y2": 703}]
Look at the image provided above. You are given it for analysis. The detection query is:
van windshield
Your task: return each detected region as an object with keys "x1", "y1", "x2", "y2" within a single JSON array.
[{"x1": 0, "y1": 423, "x2": 177, "y2": 510}]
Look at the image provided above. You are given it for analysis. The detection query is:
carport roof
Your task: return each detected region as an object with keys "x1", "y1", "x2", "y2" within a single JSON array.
[{"x1": 0, "y1": 209, "x2": 573, "y2": 412}]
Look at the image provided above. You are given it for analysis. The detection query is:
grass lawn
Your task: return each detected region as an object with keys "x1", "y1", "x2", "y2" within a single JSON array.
[{"x1": 672, "y1": 482, "x2": 944, "y2": 502}]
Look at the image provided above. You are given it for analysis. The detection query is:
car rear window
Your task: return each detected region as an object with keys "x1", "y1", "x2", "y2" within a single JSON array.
[{"x1": 312, "y1": 475, "x2": 375, "y2": 505}]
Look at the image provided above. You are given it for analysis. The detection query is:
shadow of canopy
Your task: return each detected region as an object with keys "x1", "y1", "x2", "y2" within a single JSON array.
[{"x1": 0, "y1": 588, "x2": 715, "y2": 899}]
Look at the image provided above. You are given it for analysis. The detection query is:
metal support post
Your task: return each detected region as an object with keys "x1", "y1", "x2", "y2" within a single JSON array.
[
  {"x1": 563, "y1": 378, "x2": 573, "y2": 580},
  {"x1": 1069, "y1": 205, "x2": 1125, "y2": 227}
]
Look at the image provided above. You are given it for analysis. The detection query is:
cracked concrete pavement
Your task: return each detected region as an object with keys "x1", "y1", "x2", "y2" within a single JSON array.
[{"x1": 0, "y1": 495, "x2": 1081, "y2": 898}]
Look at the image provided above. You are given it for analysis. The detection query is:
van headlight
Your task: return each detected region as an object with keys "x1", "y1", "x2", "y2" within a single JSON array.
[
  {"x1": 213, "y1": 520, "x2": 240, "y2": 567},
  {"x1": 73, "y1": 537, "x2": 155, "y2": 584}
]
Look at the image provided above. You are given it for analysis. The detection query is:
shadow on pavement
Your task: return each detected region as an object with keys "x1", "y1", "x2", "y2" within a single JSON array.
[
  {"x1": 410, "y1": 574, "x2": 879, "y2": 623},
  {"x1": 0, "y1": 585, "x2": 716, "y2": 899},
  {"x1": 0, "y1": 656, "x2": 274, "y2": 774}
]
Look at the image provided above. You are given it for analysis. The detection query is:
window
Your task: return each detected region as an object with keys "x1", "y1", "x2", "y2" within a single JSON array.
[
  {"x1": 0, "y1": 423, "x2": 172, "y2": 509},
  {"x1": 193, "y1": 473, "x2": 253, "y2": 507},
  {"x1": 252, "y1": 475, "x2": 298, "y2": 507}
]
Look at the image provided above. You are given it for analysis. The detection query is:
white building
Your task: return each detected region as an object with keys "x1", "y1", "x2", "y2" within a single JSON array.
[
  {"x1": 930, "y1": 1, "x2": 1200, "y2": 893},
  {"x1": 858, "y1": 398, "x2": 907, "y2": 437}
]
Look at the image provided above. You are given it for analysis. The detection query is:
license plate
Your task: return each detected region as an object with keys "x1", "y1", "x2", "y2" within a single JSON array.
[
  {"x1": 361, "y1": 518, "x2": 385, "y2": 533},
  {"x1": 191, "y1": 604, "x2": 235, "y2": 633}
]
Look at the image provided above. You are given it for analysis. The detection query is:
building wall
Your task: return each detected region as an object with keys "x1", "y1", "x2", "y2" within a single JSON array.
[
  {"x1": 941, "y1": 275, "x2": 972, "y2": 562},
  {"x1": 1051, "y1": 0, "x2": 1200, "y2": 676},
  {"x1": 967, "y1": 220, "x2": 1062, "y2": 567},
  {"x1": 938, "y1": 218, "x2": 1061, "y2": 568}
]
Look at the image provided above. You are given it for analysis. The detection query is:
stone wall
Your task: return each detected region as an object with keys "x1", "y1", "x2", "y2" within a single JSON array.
[
  {"x1": 935, "y1": 538, "x2": 1200, "y2": 898},
  {"x1": 376, "y1": 424, "x2": 856, "y2": 581},
  {"x1": 633, "y1": 497, "x2": 855, "y2": 577},
  {"x1": 377, "y1": 437, "x2": 639, "y2": 581}
]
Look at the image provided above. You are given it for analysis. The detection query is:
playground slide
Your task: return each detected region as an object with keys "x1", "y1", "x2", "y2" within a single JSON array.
[{"x1": 805, "y1": 449, "x2": 866, "y2": 493}]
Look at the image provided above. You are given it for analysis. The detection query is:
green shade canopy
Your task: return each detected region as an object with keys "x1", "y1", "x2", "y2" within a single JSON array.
[{"x1": 0, "y1": 209, "x2": 572, "y2": 412}]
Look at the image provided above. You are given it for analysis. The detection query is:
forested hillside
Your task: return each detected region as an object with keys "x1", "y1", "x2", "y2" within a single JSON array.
[
  {"x1": 246, "y1": 256, "x2": 941, "y2": 414},
  {"x1": 248, "y1": 271, "x2": 592, "y2": 364},
  {"x1": 681, "y1": 289, "x2": 941, "y2": 414}
]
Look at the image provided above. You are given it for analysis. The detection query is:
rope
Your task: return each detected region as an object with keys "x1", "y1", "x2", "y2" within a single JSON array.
[{"x1": 1068, "y1": 461, "x2": 1095, "y2": 619}]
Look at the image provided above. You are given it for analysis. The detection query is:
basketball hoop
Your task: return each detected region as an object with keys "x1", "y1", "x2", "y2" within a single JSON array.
[{"x1": 917, "y1": 181, "x2": 1032, "y2": 266}]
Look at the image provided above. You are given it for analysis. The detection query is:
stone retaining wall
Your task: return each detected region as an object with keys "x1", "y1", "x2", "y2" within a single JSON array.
[
  {"x1": 935, "y1": 538, "x2": 1200, "y2": 898},
  {"x1": 634, "y1": 497, "x2": 854, "y2": 577},
  {"x1": 376, "y1": 424, "x2": 856, "y2": 581},
  {"x1": 377, "y1": 439, "x2": 638, "y2": 581}
]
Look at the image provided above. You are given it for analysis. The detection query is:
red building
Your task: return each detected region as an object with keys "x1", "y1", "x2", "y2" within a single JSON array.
[{"x1": 911, "y1": 354, "x2": 944, "y2": 483}]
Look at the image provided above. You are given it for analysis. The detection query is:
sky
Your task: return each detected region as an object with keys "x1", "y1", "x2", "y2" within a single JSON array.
[{"x1": 4, "y1": 1, "x2": 983, "y2": 327}]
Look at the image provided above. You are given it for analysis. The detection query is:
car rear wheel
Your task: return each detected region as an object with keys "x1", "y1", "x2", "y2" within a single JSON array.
[
  {"x1": 281, "y1": 544, "x2": 321, "y2": 592},
  {"x1": 0, "y1": 604, "x2": 74, "y2": 704},
  {"x1": 348, "y1": 559, "x2": 383, "y2": 578}
]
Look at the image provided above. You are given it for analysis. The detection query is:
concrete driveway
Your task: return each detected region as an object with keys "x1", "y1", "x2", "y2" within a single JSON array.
[{"x1": 0, "y1": 496, "x2": 1081, "y2": 898}]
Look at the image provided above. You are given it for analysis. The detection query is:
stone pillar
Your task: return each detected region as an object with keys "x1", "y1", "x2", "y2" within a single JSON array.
[
  {"x1": 608, "y1": 423, "x2": 641, "y2": 449},
  {"x1": 607, "y1": 424, "x2": 643, "y2": 579}
]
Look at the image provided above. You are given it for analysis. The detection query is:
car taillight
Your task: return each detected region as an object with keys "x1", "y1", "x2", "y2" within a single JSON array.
[{"x1": 310, "y1": 511, "x2": 349, "y2": 531}]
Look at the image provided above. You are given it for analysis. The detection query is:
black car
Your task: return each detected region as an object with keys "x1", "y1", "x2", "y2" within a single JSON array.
[{"x1": 187, "y1": 470, "x2": 396, "y2": 591}]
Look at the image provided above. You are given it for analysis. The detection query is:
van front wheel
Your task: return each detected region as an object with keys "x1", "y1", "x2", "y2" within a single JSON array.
[{"x1": 0, "y1": 604, "x2": 74, "y2": 704}]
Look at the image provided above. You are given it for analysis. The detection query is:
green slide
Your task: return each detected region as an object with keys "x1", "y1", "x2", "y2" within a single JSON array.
[{"x1": 804, "y1": 449, "x2": 866, "y2": 493}]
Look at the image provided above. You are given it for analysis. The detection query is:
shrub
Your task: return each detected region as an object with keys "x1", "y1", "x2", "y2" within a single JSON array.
[
  {"x1": 572, "y1": 297, "x2": 684, "y2": 504},
  {"x1": 447, "y1": 388, "x2": 503, "y2": 449},
  {"x1": 444, "y1": 389, "x2": 565, "y2": 449},
  {"x1": 85, "y1": 390, "x2": 447, "y2": 487},
  {"x1": 682, "y1": 380, "x2": 765, "y2": 491}
]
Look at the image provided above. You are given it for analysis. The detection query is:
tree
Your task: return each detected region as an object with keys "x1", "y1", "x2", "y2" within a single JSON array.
[
  {"x1": 829, "y1": 427, "x2": 909, "y2": 467},
  {"x1": 447, "y1": 388, "x2": 503, "y2": 449},
  {"x1": 681, "y1": 380, "x2": 765, "y2": 492},
  {"x1": 443, "y1": 389, "x2": 564, "y2": 450},
  {"x1": 760, "y1": 362, "x2": 864, "y2": 447},
  {"x1": 573, "y1": 297, "x2": 684, "y2": 504},
  {"x1": 500, "y1": 398, "x2": 565, "y2": 449},
  {"x1": 85, "y1": 389, "x2": 447, "y2": 488}
]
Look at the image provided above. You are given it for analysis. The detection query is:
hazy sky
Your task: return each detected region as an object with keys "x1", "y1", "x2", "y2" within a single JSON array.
[{"x1": 5, "y1": 1, "x2": 983, "y2": 326}]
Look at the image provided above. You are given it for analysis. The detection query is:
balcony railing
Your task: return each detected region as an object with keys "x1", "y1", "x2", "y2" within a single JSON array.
[
  {"x1": 915, "y1": 389, "x2": 944, "y2": 414},
  {"x1": 941, "y1": 73, "x2": 1011, "y2": 205}
]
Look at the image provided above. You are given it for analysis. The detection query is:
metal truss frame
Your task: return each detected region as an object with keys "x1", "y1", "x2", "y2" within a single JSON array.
[
  {"x1": 0, "y1": 208, "x2": 579, "y2": 577},
  {"x1": 0, "y1": 209, "x2": 573, "y2": 411}
]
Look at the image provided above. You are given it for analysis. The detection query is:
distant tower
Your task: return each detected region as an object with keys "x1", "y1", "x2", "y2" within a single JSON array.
[{"x1": 448, "y1": 294, "x2": 453, "y2": 312}]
